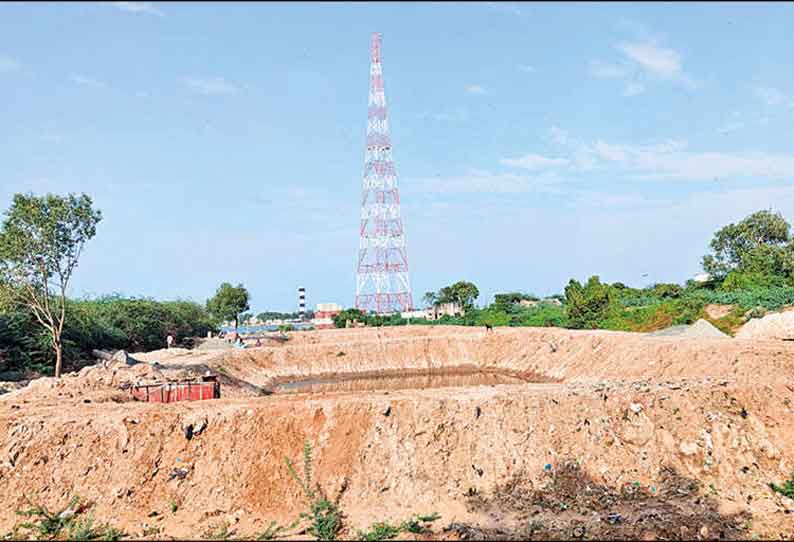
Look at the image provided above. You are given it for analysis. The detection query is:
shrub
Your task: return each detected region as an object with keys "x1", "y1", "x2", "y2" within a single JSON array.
[
  {"x1": 285, "y1": 442, "x2": 342, "y2": 541},
  {"x1": 564, "y1": 276, "x2": 614, "y2": 329}
]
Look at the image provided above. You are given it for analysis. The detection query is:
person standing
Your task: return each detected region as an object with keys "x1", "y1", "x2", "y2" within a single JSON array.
[{"x1": 166, "y1": 334, "x2": 174, "y2": 349}]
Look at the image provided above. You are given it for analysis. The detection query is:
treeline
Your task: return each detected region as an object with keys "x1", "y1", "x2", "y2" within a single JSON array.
[
  {"x1": 0, "y1": 295, "x2": 216, "y2": 375},
  {"x1": 333, "y1": 210, "x2": 794, "y2": 335}
]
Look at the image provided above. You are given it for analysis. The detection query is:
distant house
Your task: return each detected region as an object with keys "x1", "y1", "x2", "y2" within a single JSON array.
[
  {"x1": 313, "y1": 302, "x2": 342, "y2": 330},
  {"x1": 431, "y1": 302, "x2": 463, "y2": 319}
]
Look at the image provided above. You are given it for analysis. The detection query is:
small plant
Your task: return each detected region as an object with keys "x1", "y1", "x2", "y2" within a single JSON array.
[
  {"x1": 286, "y1": 441, "x2": 342, "y2": 541},
  {"x1": 357, "y1": 513, "x2": 441, "y2": 540},
  {"x1": 170, "y1": 500, "x2": 178, "y2": 514},
  {"x1": 769, "y1": 474, "x2": 794, "y2": 499},
  {"x1": 336, "y1": 351, "x2": 346, "y2": 357},
  {"x1": 356, "y1": 522, "x2": 401, "y2": 541},
  {"x1": 16, "y1": 495, "x2": 82, "y2": 539},
  {"x1": 256, "y1": 519, "x2": 300, "y2": 541}
]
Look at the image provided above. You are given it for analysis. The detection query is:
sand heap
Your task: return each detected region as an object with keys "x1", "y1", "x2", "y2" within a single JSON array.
[
  {"x1": 647, "y1": 319, "x2": 729, "y2": 339},
  {"x1": 736, "y1": 310, "x2": 794, "y2": 341}
]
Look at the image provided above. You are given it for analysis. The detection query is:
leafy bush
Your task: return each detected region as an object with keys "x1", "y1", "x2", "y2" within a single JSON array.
[
  {"x1": 285, "y1": 442, "x2": 342, "y2": 541},
  {"x1": 564, "y1": 276, "x2": 615, "y2": 329}
]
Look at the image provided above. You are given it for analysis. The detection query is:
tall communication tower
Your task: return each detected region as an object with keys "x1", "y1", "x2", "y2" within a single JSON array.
[{"x1": 355, "y1": 32, "x2": 414, "y2": 315}]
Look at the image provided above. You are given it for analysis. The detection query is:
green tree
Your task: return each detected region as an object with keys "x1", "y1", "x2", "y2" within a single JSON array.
[
  {"x1": 437, "y1": 281, "x2": 480, "y2": 311},
  {"x1": 206, "y1": 283, "x2": 250, "y2": 331},
  {"x1": 0, "y1": 193, "x2": 101, "y2": 377},
  {"x1": 564, "y1": 275, "x2": 614, "y2": 329},
  {"x1": 333, "y1": 308, "x2": 366, "y2": 329},
  {"x1": 702, "y1": 210, "x2": 794, "y2": 281},
  {"x1": 421, "y1": 291, "x2": 438, "y2": 308}
]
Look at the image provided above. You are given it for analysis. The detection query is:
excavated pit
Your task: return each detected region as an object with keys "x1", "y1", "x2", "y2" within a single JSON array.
[
  {"x1": 271, "y1": 366, "x2": 553, "y2": 395},
  {"x1": 2, "y1": 325, "x2": 794, "y2": 540}
]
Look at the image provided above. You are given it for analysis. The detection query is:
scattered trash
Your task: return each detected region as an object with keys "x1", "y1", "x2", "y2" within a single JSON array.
[
  {"x1": 183, "y1": 424, "x2": 193, "y2": 441},
  {"x1": 572, "y1": 525, "x2": 586, "y2": 538},
  {"x1": 475, "y1": 406, "x2": 481, "y2": 419},
  {"x1": 544, "y1": 463, "x2": 553, "y2": 472},
  {"x1": 629, "y1": 403, "x2": 643, "y2": 414},
  {"x1": 740, "y1": 407, "x2": 748, "y2": 418},
  {"x1": 607, "y1": 512, "x2": 622, "y2": 525},
  {"x1": 383, "y1": 405, "x2": 391, "y2": 417},
  {"x1": 472, "y1": 464, "x2": 483, "y2": 477}
]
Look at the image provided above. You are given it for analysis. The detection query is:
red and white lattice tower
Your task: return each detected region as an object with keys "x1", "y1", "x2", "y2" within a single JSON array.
[{"x1": 355, "y1": 32, "x2": 414, "y2": 315}]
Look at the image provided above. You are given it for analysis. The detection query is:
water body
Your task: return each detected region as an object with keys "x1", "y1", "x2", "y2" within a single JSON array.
[
  {"x1": 273, "y1": 369, "x2": 538, "y2": 395},
  {"x1": 220, "y1": 323, "x2": 314, "y2": 334}
]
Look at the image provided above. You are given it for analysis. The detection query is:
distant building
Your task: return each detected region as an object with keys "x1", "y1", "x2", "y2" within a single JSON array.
[
  {"x1": 431, "y1": 302, "x2": 463, "y2": 320},
  {"x1": 401, "y1": 309, "x2": 432, "y2": 320},
  {"x1": 312, "y1": 303, "x2": 342, "y2": 330}
]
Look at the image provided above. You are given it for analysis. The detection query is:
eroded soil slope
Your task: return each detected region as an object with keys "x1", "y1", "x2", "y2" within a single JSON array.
[{"x1": 1, "y1": 326, "x2": 794, "y2": 540}]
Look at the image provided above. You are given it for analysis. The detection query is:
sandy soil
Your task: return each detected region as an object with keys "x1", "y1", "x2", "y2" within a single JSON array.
[{"x1": 1, "y1": 325, "x2": 794, "y2": 540}]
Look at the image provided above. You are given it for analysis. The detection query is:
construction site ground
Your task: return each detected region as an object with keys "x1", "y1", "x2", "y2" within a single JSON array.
[{"x1": 2, "y1": 325, "x2": 794, "y2": 540}]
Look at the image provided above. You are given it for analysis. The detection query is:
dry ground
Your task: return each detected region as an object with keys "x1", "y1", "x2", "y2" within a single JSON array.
[{"x1": 1, "y1": 325, "x2": 794, "y2": 540}]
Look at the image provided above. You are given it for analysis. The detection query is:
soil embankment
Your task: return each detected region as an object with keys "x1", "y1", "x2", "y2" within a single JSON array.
[{"x1": 1, "y1": 325, "x2": 793, "y2": 539}]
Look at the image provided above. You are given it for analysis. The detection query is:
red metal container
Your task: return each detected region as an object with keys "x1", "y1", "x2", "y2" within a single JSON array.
[{"x1": 130, "y1": 376, "x2": 220, "y2": 403}]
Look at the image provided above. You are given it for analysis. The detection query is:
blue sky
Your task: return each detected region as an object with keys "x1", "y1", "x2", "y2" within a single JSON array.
[{"x1": 3, "y1": 1, "x2": 794, "y2": 312}]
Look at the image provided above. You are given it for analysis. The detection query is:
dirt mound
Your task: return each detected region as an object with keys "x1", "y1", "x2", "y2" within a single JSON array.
[
  {"x1": 3, "y1": 325, "x2": 794, "y2": 539},
  {"x1": 648, "y1": 319, "x2": 729, "y2": 339},
  {"x1": 736, "y1": 311, "x2": 794, "y2": 341}
]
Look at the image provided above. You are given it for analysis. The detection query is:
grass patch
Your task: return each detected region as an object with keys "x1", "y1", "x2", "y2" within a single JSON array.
[{"x1": 356, "y1": 513, "x2": 440, "y2": 540}]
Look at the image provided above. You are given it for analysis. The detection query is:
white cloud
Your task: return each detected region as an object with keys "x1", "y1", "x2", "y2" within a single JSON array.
[
  {"x1": 616, "y1": 41, "x2": 697, "y2": 88},
  {"x1": 466, "y1": 84, "x2": 487, "y2": 95},
  {"x1": 0, "y1": 54, "x2": 22, "y2": 74},
  {"x1": 548, "y1": 126, "x2": 571, "y2": 146},
  {"x1": 405, "y1": 170, "x2": 564, "y2": 195},
  {"x1": 183, "y1": 77, "x2": 240, "y2": 96},
  {"x1": 110, "y1": 2, "x2": 165, "y2": 16},
  {"x1": 588, "y1": 60, "x2": 629, "y2": 80},
  {"x1": 70, "y1": 74, "x2": 107, "y2": 88},
  {"x1": 500, "y1": 153, "x2": 569, "y2": 170},
  {"x1": 753, "y1": 86, "x2": 793, "y2": 107},
  {"x1": 519, "y1": 65, "x2": 536, "y2": 73},
  {"x1": 622, "y1": 82, "x2": 645, "y2": 96},
  {"x1": 542, "y1": 128, "x2": 794, "y2": 182},
  {"x1": 717, "y1": 121, "x2": 744, "y2": 135}
]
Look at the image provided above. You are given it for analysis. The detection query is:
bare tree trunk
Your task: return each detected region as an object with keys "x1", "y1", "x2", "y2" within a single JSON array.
[
  {"x1": 235, "y1": 315, "x2": 239, "y2": 332},
  {"x1": 54, "y1": 341, "x2": 63, "y2": 378}
]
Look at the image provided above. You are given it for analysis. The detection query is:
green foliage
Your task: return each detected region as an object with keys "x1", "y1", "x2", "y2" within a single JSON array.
[
  {"x1": 170, "y1": 500, "x2": 178, "y2": 514},
  {"x1": 13, "y1": 495, "x2": 124, "y2": 541},
  {"x1": 0, "y1": 192, "x2": 102, "y2": 377},
  {"x1": 473, "y1": 307, "x2": 510, "y2": 327},
  {"x1": 564, "y1": 276, "x2": 615, "y2": 329},
  {"x1": 0, "y1": 295, "x2": 217, "y2": 375},
  {"x1": 356, "y1": 513, "x2": 440, "y2": 540},
  {"x1": 702, "y1": 209, "x2": 794, "y2": 281},
  {"x1": 206, "y1": 283, "x2": 250, "y2": 330},
  {"x1": 651, "y1": 283, "x2": 683, "y2": 299},
  {"x1": 721, "y1": 271, "x2": 785, "y2": 291},
  {"x1": 333, "y1": 308, "x2": 366, "y2": 329},
  {"x1": 769, "y1": 475, "x2": 794, "y2": 499},
  {"x1": 492, "y1": 292, "x2": 539, "y2": 312},
  {"x1": 285, "y1": 442, "x2": 342, "y2": 541},
  {"x1": 257, "y1": 311, "x2": 314, "y2": 321},
  {"x1": 356, "y1": 522, "x2": 401, "y2": 541},
  {"x1": 436, "y1": 281, "x2": 480, "y2": 311},
  {"x1": 507, "y1": 302, "x2": 568, "y2": 328}
]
